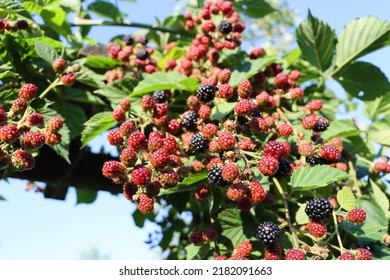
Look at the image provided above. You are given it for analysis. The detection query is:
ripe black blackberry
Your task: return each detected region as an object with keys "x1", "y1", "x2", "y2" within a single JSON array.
[
  {"x1": 190, "y1": 133, "x2": 209, "y2": 153},
  {"x1": 197, "y1": 84, "x2": 216, "y2": 103},
  {"x1": 123, "y1": 35, "x2": 135, "y2": 46},
  {"x1": 153, "y1": 90, "x2": 166, "y2": 103},
  {"x1": 313, "y1": 117, "x2": 330, "y2": 132},
  {"x1": 255, "y1": 221, "x2": 280, "y2": 246},
  {"x1": 136, "y1": 49, "x2": 149, "y2": 60},
  {"x1": 180, "y1": 110, "x2": 198, "y2": 130},
  {"x1": 275, "y1": 157, "x2": 291, "y2": 177},
  {"x1": 218, "y1": 20, "x2": 233, "y2": 35},
  {"x1": 305, "y1": 198, "x2": 333, "y2": 221},
  {"x1": 306, "y1": 155, "x2": 322, "y2": 165},
  {"x1": 208, "y1": 164, "x2": 227, "y2": 187}
]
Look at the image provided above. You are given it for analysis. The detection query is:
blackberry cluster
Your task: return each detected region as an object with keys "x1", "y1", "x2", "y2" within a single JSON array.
[
  {"x1": 218, "y1": 20, "x2": 233, "y2": 34},
  {"x1": 135, "y1": 49, "x2": 149, "y2": 60},
  {"x1": 313, "y1": 117, "x2": 330, "y2": 132},
  {"x1": 306, "y1": 155, "x2": 322, "y2": 165},
  {"x1": 255, "y1": 221, "x2": 280, "y2": 246},
  {"x1": 196, "y1": 84, "x2": 216, "y2": 103},
  {"x1": 190, "y1": 133, "x2": 209, "y2": 153},
  {"x1": 208, "y1": 164, "x2": 227, "y2": 187},
  {"x1": 305, "y1": 198, "x2": 333, "y2": 221},
  {"x1": 153, "y1": 90, "x2": 166, "y2": 103},
  {"x1": 181, "y1": 110, "x2": 198, "y2": 129},
  {"x1": 275, "y1": 157, "x2": 291, "y2": 177}
]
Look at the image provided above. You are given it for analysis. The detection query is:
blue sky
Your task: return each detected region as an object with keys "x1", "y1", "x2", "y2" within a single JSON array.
[{"x1": 0, "y1": 0, "x2": 389, "y2": 260}]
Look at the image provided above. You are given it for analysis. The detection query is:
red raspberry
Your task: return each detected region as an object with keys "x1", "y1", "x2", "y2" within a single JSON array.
[
  {"x1": 22, "y1": 131, "x2": 45, "y2": 150},
  {"x1": 298, "y1": 142, "x2": 314, "y2": 156},
  {"x1": 277, "y1": 123, "x2": 293, "y2": 137},
  {"x1": 112, "y1": 108, "x2": 126, "y2": 123},
  {"x1": 12, "y1": 149, "x2": 35, "y2": 171},
  {"x1": 217, "y1": 131, "x2": 236, "y2": 150},
  {"x1": 127, "y1": 131, "x2": 147, "y2": 151},
  {"x1": 237, "y1": 79, "x2": 252, "y2": 98},
  {"x1": 221, "y1": 163, "x2": 239, "y2": 182},
  {"x1": 235, "y1": 241, "x2": 252, "y2": 257},
  {"x1": 338, "y1": 252, "x2": 355, "y2": 260},
  {"x1": 141, "y1": 95, "x2": 154, "y2": 111},
  {"x1": 218, "y1": 83, "x2": 234, "y2": 99},
  {"x1": 238, "y1": 139, "x2": 255, "y2": 151},
  {"x1": 136, "y1": 193, "x2": 154, "y2": 214},
  {"x1": 234, "y1": 99, "x2": 251, "y2": 115},
  {"x1": 303, "y1": 99, "x2": 323, "y2": 111},
  {"x1": 189, "y1": 231, "x2": 203, "y2": 245},
  {"x1": 289, "y1": 70, "x2": 301, "y2": 81},
  {"x1": 320, "y1": 145, "x2": 341, "y2": 162},
  {"x1": 10, "y1": 98, "x2": 27, "y2": 117},
  {"x1": 0, "y1": 125, "x2": 20, "y2": 143},
  {"x1": 264, "y1": 244, "x2": 281, "y2": 260},
  {"x1": 285, "y1": 249, "x2": 305, "y2": 260},
  {"x1": 153, "y1": 103, "x2": 168, "y2": 118},
  {"x1": 44, "y1": 131, "x2": 61, "y2": 145},
  {"x1": 346, "y1": 209, "x2": 366, "y2": 224},
  {"x1": 218, "y1": 69, "x2": 231, "y2": 84},
  {"x1": 27, "y1": 113, "x2": 44, "y2": 127},
  {"x1": 301, "y1": 114, "x2": 318, "y2": 129},
  {"x1": 150, "y1": 148, "x2": 170, "y2": 168},
  {"x1": 52, "y1": 57, "x2": 67, "y2": 73},
  {"x1": 119, "y1": 120, "x2": 135, "y2": 137},
  {"x1": 289, "y1": 87, "x2": 304, "y2": 99},
  {"x1": 263, "y1": 141, "x2": 286, "y2": 159},
  {"x1": 307, "y1": 220, "x2": 327, "y2": 238},
  {"x1": 158, "y1": 169, "x2": 180, "y2": 188},
  {"x1": 355, "y1": 248, "x2": 372, "y2": 260},
  {"x1": 198, "y1": 104, "x2": 212, "y2": 119},
  {"x1": 237, "y1": 196, "x2": 252, "y2": 212},
  {"x1": 200, "y1": 20, "x2": 215, "y2": 33},
  {"x1": 46, "y1": 117, "x2": 64, "y2": 132},
  {"x1": 107, "y1": 130, "x2": 123, "y2": 146},
  {"x1": 195, "y1": 186, "x2": 209, "y2": 201},
  {"x1": 165, "y1": 119, "x2": 180, "y2": 134},
  {"x1": 102, "y1": 160, "x2": 127, "y2": 182},
  {"x1": 203, "y1": 228, "x2": 218, "y2": 242},
  {"x1": 248, "y1": 181, "x2": 266, "y2": 203},
  {"x1": 227, "y1": 182, "x2": 247, "y2": 201},
  {"x1": 19, "y1": 83, "x2": 38, "y2": 101},
  {"x1": 119, "y1": 147, "x2": 136, "y2": 167},
  {"x1": 123, "y1": 182, "x2": 138, "y2": 200},
  {"x1": 258, "y1": 155, "x2": 279, "y2": 176},
  {"x1": 132, "y1": 165, "x2": 152, "y2": 185},
  {"x1": 61, "y1": 72, "x2": 77, "y2": 86}
]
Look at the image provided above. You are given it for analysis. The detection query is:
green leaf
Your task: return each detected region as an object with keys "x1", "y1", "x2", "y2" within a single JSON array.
[
  {"x1": 370, "y1": 180, "x2": 389, "y2": 214},
  {"x1": 132, "y1": 209, "x2": 155, "y2": 228},
  {"x1": 0, "y1": 194, "x2": 5, "y2": 201},
  {"x1": 158, "y1": 171, "x2": 207, "y2": 196},
  {"x1": 211, "y1": 102, "x2": 235, "y2": 121},
  {"x1": 28, "y1": 37, "x2": 65, "y2": 52},
  {"x1": 1, "y1": 0, "x2": 33, "y2": 19},
  {"x1": 337, "y1": 187, "x2": 356, "y2": 211},
  {"x1": 54, "y1": 102, "x2": 87, "y2": 140},
  {"x1": 185, "y1": 243, "x2": 210, "y2": 260},
  {"x1": 76, "y1": 66, "x2": 106, "y2": 88},
  {"x1": 41, "y1": 7, "x2": 71, "y2": 37},
  {"x1": 130, "y1": 72, "x2": 199, "y2": 96},
  {"x1": 335, "y1": 16, "x2": 390, "y2": 72},
  {"x1": 63, "y1": 88, "x2": 104, "y2": 105},
  {"x1": 80, "y1": 112, "x2": 115, "y2": 148},
  {"x1": 84, "y1": 56, "x2": 123, "y2": 70},
  {"x1": 320, "y1": 119, "x2": 361, "y2": 141},
  {"x1": 364, "y1": 92, "x2": 390, "y2": 120},
  {"x1": 76, "y1": 189, "x2": 98, "y2": 204},
  {"x1": 88, "y1": 1, "x2": 122, "y2": 22},
  {"x1": 334, "y1": 61, "x2": 390, "y2": 101},
  {"x1": 290, "y1": 165, "x2": 350, "y2": 191},
  {"x1": 233, "y1": 0, "x2": 275, "y2": 18},
  {"x1": 368, "y1": 120, "x2": 390, "y2": 146},
  {"x1": 34, "y1": 40, "x2": 58, "y2": 64},
  {"x1": 296, "y1": 11, "x2": 335, "y2": 72},
  {"x1": 295, "y1": 203, "x2": 310, "y2": 225},
  {"x1": 157, "y1": 47, "x2": 185, "y2": 69},
  {"x1": 229, "y1": 56, "x2": 277, "y2": 88},
  {"x1": 218, "y1": 208, "x2": 256, "y2": 247}
]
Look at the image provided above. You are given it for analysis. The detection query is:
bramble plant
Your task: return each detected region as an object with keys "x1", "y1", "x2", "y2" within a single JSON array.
[{"x1": 0, "y1": 0, "x2": 390, "y2": 260}]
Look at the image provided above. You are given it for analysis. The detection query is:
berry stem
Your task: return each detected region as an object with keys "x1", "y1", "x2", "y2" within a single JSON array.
[
  {"x1": 347, "y1": 160, "x2": 362, "y2": 197},
  {"x1": 39, "y1": 78, "x2": 61, "y2": 99},
  {"x1": 332, "y1": 210, "x2": 345, "y2": 253},
  {"x1": 241, "y1": 150, "x2": 262, "y2": 160},
  {"x1": 272, "y1": 177, "x2": 299, "y2": 249}
]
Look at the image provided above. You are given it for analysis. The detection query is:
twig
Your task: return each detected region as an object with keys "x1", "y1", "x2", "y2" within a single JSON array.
[
  {"x1": 348, "y1": 160, "x2": 362, "y2": 197},
  {"x1": 332, "y1": 211, "x2": 344, "y2": 253}
]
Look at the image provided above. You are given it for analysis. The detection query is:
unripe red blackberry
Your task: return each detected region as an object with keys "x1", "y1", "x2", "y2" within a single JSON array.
[
  {"x1": 26, "y1": 113, "x2": 44, "y2": 127},
  {"x1": 107, "y1": 130, "x2": 123, "y2": 146},
  {"x1": 0, "y1": 125, "x2": 20, "y2": 144},
  {"x1": 46, "y1": 117, "x2": 64, "y2": 132},
  {"x1": 119, "y1": 98, "x2": 131, "y2": 111},
  {"x1": 119, "y1": 147, "x2": 136, "y2": 167},
  {"x1": 197, "y1": 83, "x2": 216, "y2": 103},
  {"x1": 217, "y1": 131, "x2": 236, "y2": 150},
  {"x1": 162, "y1": 137, "x2": 179, "y2": 154},
  {"x1": 235, "y1": 241, "x2": 253, "y2": 257},
  {"x1": 22, "y1": 131, "x2": 45, "y2": 150},
  {"x1": 305, "y1": 198, "x2": 333, "y2": 221},
  {"x1": 290, "y1": 87, "x2": 304, "y2": 99},
  {"x1": 355, "y1": 248, "x2": 372, "y2": 260},
  {"x1": 238, "y1": 139, "x2": 255, "y2": 151},
  {"x1": 320, "y1": 145, "x2": 341, "y2": 162},
  {"x1": 12, "y1": 149, "x2": 35, "y2": 171},
  {"x1": 285, "y1": 249, "x2": 305, "y2": 260},
  {"x1": 217, "y1": 83, "x2": 234, "y2": 99},
  {"x1": 198, "y1": 104, "x2": 212, "y2": 119},
  {"x1": 208, "y1": 164, "x2": 227, "y2": 187},
  {"x1": 158, "y1": 169, "x2": 180, "y2": 189},
  {"x1": 221, "y1": 163, "x2": 239, "y2": 182},
  {"x1": 52, "y1": 57, "x2": 67, "y2": 73},
  {"x1": 226, "y1": 182, "x2": 247, "y2": 201},
  {"x1": 0, "y1": 107, "x2": 7, "y2": 126},
  {"x1": 112, "y1": 108, "x2": 126, "y2": 123},
  {"x1": 303, "y1": 99, "x2": 323, "y2": 111},
  {"x1": 190, "y1": 231, "x2": 204, "y2": 245},
  {"x1": 301, "y1": 114, "x2": 318, "y2": 129},
  {"x1": 234, "y1": 98, "x2": 251, "y2": 116},
  {"x1": 61, "y1": 72, "x2": 77, "y2": 86},
  {"x1": 141, "y1": 95, "x2": 155, "y2": 111},
  {"x1": 201, "y1": 123, "x2": 218, "y2": 139},
  {"x1": 195, "y1": 186, "x2": 209, "y2": 201},
  {"x1": 346, "y1": 209, "x2": 366, "y2": 224},
  {"x1": 338, "y1": 252, "x2": 355, "y2": 260},
  {"x1": 307, "y1": 220, "x2": 327, "y2": 238},
  {"x1": 150, "y1": 148, "x2": 170, "y2": 168},
  {"x1": 258, "y1": 155, "x2": 279, "y2": 176},
  {"x1": 274, "y1": 72, "x2": 289, "y2": 89},
  {"x1": 165, "y1": 119, "x2": 180, "y2": 134},
  {"x1": 127, "y1": 131, "x2": 147, "y2": 151},
  {"x1": 201, "y1": 20, "x2": 216, "y2": 33},
  {"x1": 229, "y1": 253, "x2": 247, "y2": 260},
  {"x1": 123, "y1": 182, "x2": 138, "y2": 200},
  {"x1": 119, "y1": 120, "x2": 135, "y2": 137},
  {"x1": 102, "y1": 160, "x2": 127, "y2": 182},
  {"x1": 263, "y1": 140, "x2": 286, "y2": 159},
  {"x1": 264, "y1": 244, "x2": 282, "y2": 260},
  {"x1": 237, "y1": 79, "x2": 252, "y2": 98},
  {"x1": 44, "y1": 130, "x2": 62, "y2": 145},
  {"x1": 203, "y1": 227, "x2": 218, "y2": 242},
  {"x1": 256, "y1": 221, "x2": 280, "y2": 246},
  {"x1": 248, "y1": 181, "x2": 266, "y2": 203},
  {"x1": 289, "y1": 70, "x2": 301, "y2": 81},
  {"x1": 136, "y1": 193, "x2": 154, "y2": 214},
  {"x1": 152, "y1": 103, "x2": 168, "y2": 118},
  {"x1": 10, "y1": 98, "x2": 27, "y2": 117},
  {"x1": 298, "y1": 142, "x2": 315, "y2": 156},
  {"x1": 277, "y1": 123, "x2": 293, "y2": 137},
  {"x1": 218, "y1": 69, "x2": 231, "y2": 84},
  {"x1": 19, "y1": 83, "x2": 38, "y2": 101},
  {"x1": 181, "y1": 110, "x2": 198, "y2": 130},
  {"x1": 190, "y1": 133, "x2": 209, "y2": 153}
]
